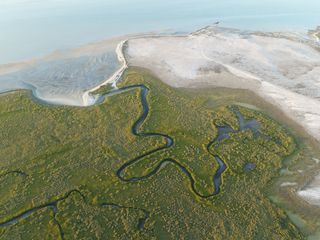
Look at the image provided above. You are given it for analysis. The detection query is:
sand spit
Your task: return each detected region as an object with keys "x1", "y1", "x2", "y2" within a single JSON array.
[
  {"x1": 0, "y1": 31, "x2": 177, "y2": 106},
  {"x1": 83, "y1": 39, "x2": 128, "y2": 105}
]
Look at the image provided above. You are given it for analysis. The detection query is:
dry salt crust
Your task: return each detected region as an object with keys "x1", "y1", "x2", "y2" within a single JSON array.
[
  {"x1": 125, "y1": 26, "x2": 320, "y2": 206},
  {"x1": 126, "y1": 27, "x2": 320, "y2": 141}
]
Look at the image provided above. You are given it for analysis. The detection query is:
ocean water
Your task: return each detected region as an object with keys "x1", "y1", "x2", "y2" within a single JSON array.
[{"x1": 0, "y1": 0, "x2": 319, "y2": 64}]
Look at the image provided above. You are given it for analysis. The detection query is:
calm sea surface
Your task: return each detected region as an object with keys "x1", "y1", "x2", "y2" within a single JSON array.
[{"x1": 0, "y1": 0, "x2": 319, "y2": 64}]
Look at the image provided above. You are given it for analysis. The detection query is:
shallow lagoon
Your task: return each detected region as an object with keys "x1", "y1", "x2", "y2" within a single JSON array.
[{"x1": 1, "y1": 0, "x2": 320, "y2": 64}]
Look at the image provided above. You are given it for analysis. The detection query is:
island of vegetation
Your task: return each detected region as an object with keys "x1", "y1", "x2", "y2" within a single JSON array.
[{"x1": 0, "y1": 68, "x2": 305, "y2": 239}]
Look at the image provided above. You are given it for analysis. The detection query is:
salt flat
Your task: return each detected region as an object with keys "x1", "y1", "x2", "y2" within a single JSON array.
[{"x1": 127, "y1": 26, "x2": 320, "y2": 142}]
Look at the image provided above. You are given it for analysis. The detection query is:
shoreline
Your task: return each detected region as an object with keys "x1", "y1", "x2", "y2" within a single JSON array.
[
  {"x1": 82, "y1": 39, "x2": 129, "y2": 106},
  {"x1": 0, "y1": 32, "x2": 183, "y2": 107}
]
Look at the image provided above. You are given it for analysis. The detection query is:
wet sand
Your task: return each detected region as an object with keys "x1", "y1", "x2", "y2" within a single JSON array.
[{"x1": 0, "y1": 36, "x2": 126, "y2": 106}]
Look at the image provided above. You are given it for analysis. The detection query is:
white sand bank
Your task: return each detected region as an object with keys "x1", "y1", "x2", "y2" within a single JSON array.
[
  {"x1": 298, "y1": 175, "x2": 320, "y2": 206},
  {"x1": 126, "y1": 26, "x2": 320, "y2": 142}
]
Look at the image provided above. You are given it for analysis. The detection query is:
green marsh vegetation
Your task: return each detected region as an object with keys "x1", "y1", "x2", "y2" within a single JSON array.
[{"x1": 0, "y1": 67, "x2": 307, "y2": 239}]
